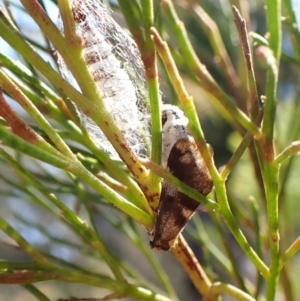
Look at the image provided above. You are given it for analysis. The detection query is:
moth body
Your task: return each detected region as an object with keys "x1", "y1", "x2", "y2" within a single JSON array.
[{"x1": 150, "y1": 105, "x2": 213, "y2": 251}]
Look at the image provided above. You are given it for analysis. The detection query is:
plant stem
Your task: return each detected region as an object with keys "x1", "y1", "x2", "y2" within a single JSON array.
[
  {"x1": 215, "y1": 181, "x2": 269, "y2": 279},
  {"x1": 0, "y1": 269, "x2": 173, "y2": 301},
  {"x1": 232, "y1": 6, "x2": 260, "y2": 120},
  {"x1": 141, "y1": 0, "x2": 162, "y2": 210},
  {"x1": 172, "y1": 236, "x2": 217, "y2": 300},
  {"x1": 140, "y1": 158, "x2": 218, "y2": 210},
  {"x1": 0, "y1": 217, "x2": 50, "y2": 265},
  {"x1": 261, "y1": 1, "x2": 282, "y2": 300},
  {"x1": 283, "y1": 237, "x2": 300, "y2": 262},
  {"x1": 209, "y1": 282, "x2": 256, "y2": 301},
  {"x1": 275, "y1": 141, "x2": 300, "y2": 165},
  {"x1": 118, "y1": 0, "x2": 162, "y2": 211},
  {"x1": 22, "y1": 284, "x2": 51, "y2": 301}
]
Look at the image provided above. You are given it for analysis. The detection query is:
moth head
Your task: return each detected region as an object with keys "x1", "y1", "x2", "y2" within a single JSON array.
[{"x1": 161, "y1": 104, "x2": 187, "y2": 129}]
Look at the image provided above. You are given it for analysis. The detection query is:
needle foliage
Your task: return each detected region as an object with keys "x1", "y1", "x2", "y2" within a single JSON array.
[{"x1": 0, "y1": 1, "x2": 300, "y2": 301}]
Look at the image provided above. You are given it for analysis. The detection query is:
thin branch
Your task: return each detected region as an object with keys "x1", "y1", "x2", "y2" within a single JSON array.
[
  {"x1": 232, "y1": 6, "x2": 260, "y2": 120},
  {"x1": 275, "y1": 141, "x2": 300, "y2": 165},
  {"x1": 172, "y1": 236, "x2": 216, "y2": 300},
  {"x1": 208, "y1": 282, "x2": 256, "y2": 301},
  {"x1": 282, "y1": 237, "x2": 300, "y2": 263}
]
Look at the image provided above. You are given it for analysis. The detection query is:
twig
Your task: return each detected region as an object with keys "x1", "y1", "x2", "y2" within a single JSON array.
[
  {"x1": 275, "y1": 141, "x2": 300, "y2": 165},
  {"x1": 232, "y1": 6, "x2": 260, "y2": 120},
  {"x1": 283, "y1": 237, "x2": 300, "y2": 262},
  {"x1": 172, "y1": 236, "x2": 215, "y2": 300},
  {"x1": 220, "y1": 106, "x2": 264, "y2": 179},
  {"x1": 208, "y1": 282, "x2": 256, "y2": 301}
]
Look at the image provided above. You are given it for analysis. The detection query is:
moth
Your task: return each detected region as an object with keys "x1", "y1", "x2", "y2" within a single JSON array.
[{"x1": 150, "y1": 105, "x2": 213, "y2": 251}]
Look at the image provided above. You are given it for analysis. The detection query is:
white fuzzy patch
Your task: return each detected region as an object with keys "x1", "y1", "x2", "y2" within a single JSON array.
[{"x1": 161, "y1": 104, "x2": 190, "y2": 168}]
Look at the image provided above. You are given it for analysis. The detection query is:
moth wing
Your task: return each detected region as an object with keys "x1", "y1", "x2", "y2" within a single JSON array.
[
  {"x1": 150, "y1": 137, "x2": 213, "y2": 250},
  {"x1": 167, "y1": 137, "x2": 213, "y2": 195}
]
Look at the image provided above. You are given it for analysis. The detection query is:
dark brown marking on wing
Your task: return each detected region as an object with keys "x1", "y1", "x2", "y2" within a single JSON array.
[{"x1": 150, "y1": 137, "x2": 213, "y2": 251}]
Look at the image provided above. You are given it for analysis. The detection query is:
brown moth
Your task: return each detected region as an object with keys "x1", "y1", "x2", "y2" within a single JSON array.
[{"x1": 150, "y1": 105, "x2": 213, "y2": 251}]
